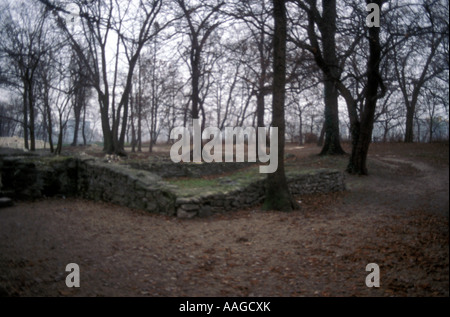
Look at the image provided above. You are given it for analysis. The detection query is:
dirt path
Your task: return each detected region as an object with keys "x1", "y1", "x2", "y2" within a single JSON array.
[
  {"x1": 0, "y1": 144, "x2": 448, "y2": 297},
  {"x1": 364, "y1": 155, "x2": 449, "y2": 216}
]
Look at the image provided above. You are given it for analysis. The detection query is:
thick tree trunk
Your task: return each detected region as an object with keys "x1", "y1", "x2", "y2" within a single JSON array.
[
  {"x1": 55, "y1": 114, "x2": 64, "y2": 155},
  {"x1": 28, "y1": 81, "x2": 35, "y2": 151},
  {"x1": 189, "y1": 49, "x2": 202, "y2": 160},
  {"x1": 131, "y1": 123, "x2": 136, "y2": 153},
  {"x1": 299, "y1": 112, "x2": 303, "y2": 146},
  {"x1": 257, "y1": 18, "x2": 267, "y2": 130},
  {"x1": 44, "y1": 90, "x2": 54, "y2": 153},
  {"x1": 429, "y1": 119, "x2": 433, "y2": 143},
  {"x1": 319, "y1": 0, "x2": 344, "y2": 156},
  {"x1": 149, "y1": 106, "x2": 155, "y2": 153},
  {"x1": 149, "y1": 65, "x2": 157, "y2": 153},
  {"x1": 263, "y1": 0, "x2": 300, "y2": 212},
  {"x1": 347, "y1": 3, "x2": 383, "y2": 175},
  {"x1": 23, "y1": 85, "x2": 29, "y2": 150},
  {"x1": 72, "y1": 119, "x2": 80, "y2": 146},
  {"x1": 256, "y1": 93, "x2": 265, "y2": 129},
  {"x1": 320, "y1": 76, "x2": 345, "y2": 155},
  {"x1": 45, "y1": 114, "x2": 54, "y2": 153},
  {"x1": 118, "y1": 57, "x2": 139, "y2": 155},
  {"x1": 255, "y1": 92, "x2": 265, "y2": 150},
  {"x1": 404, "y1": 106, "x2": 414, "y2": 143},
  {"x1": 71, "y1": 96, "x2": 82, "y2": 146},
  {"x1": 130, "y1": 93, "x2": 136, "y2": 153},
  {"x1": 99, "y1": 94, "x2": 114, "y2": 154},
  {"x1": 118, "y1": 100, "x2": 128, "y2": 154},
  {"x1": 82, "y1": 104, "x2": 87, "y2": 145},
  {"x1": 191, "y1": 53, "x2": 200, "y2": 120},
  {"x1": 137, "y1": 107, "x2": 142, "y2": 152},
  {"x1": 136, "y1": 92, "x2": 142, "y2": 152}
]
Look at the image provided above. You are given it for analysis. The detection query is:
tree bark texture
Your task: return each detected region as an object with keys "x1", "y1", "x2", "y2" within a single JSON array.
[{"x1": 264, "y1": 0, "x2": 300, "y2": 212}]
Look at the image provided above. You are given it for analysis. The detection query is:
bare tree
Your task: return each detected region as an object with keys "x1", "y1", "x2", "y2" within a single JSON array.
[
  {"x1": 69, "y1": 52, "x2": 91, "y2": 146},
  {"x1": 291, "y1": 0, "x2": 348, "y2": 155},
  {"x1": 175, "y1": 0, "x2": 225, "y2": 130},
  {"x1": 0, "y1": 99, "x2": 22, "y2": 137},
  {"x1": 35, "y1": 44, "x2": 57, "y2": 153},
  {"x1": 291, "y1": 0, "x2": 390, "y2": 174},
  {"x1": 40, "y1": 0, "x2": 169, "y2": 155},
  {"x1": 346, "y1": 0, "x2": 386, "y2": 174},
  {"x1": 389, "y1": 0, "x2": 447, "y2": 143},
  {"x1": 0, "y1": 2, "x2": 54, "y2": 151},
  {"x1": 226, "y1": 0, "x2": 273, "y2": 131},
  {"x1": 421, "y1": 78, "x2": 449, "y2": 142},
  {"x1": 264, "y1": 0, "x2": 300, "y2": 212}
]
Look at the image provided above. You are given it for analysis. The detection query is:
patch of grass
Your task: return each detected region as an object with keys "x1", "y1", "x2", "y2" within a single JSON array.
[
  {"x1": 167, "y1": 165, "x2": 264, "y2": 197},
  {"x1": 166, "y1": 163, "x2": 342, "y2": 199},
  {"x1": 169, "y1": 178, "x2": 222, "y2": 189},
  {"x1": 226, "y1": 165, "x2": 262, "y2": 180},
  {"x1": 168, "y1": 178, "x2": 235, "y2": 197}
]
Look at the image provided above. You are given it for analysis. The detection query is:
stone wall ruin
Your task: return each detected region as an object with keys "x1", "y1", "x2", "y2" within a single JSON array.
[{"x1": 0, "y1": 153, "x2": 345, "y2": 218}]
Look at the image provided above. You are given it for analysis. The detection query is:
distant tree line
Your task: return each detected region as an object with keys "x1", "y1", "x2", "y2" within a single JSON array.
[{"x1": 0, "y1": 0, "x2": 448, "y2": 208}]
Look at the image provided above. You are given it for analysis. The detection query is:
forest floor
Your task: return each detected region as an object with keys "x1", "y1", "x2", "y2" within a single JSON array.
[{"x1": 0, "y1": 142, "x2": 448, "y2": 297}]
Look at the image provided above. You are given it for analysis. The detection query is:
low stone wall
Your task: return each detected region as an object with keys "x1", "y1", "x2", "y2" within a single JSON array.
[
  {"x1": 0, "y1": 154, "x2": 345, "y2": 218},
  {"x1": 123, "y1": 159, "x2": 253, "y2": 179},
  {"x1": 77, "y1": 159, "x2": 176, "y2": 216},
  {"x1": 0, "y1": 156, "x2": 177, "y2": 216},
  {"x1": 175, "y1": 169, "x2": 345, "y2": 218},
  {"x1": 0, "y1": 156, "x2": 78, "y2": 200}
]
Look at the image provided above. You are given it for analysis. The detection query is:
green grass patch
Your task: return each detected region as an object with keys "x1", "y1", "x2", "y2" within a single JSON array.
[
  {"x1": 165, "y1": 163, "x2": 340, "y2": 198},
  {"x1": 166, "y1": 165, "x2": 265, "y2": 197},
  {"x1": 169, "y1": 178, "x2": 222, "y2": 189}
]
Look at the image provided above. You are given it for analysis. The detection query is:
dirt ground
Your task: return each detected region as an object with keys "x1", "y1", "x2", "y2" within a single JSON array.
[{"x1": 0, "y1": 142, "x2": 448, "y2": 297}]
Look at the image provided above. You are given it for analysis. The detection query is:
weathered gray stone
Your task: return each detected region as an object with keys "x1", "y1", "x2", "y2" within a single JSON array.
[
  {"x1": 176, "y1": 197, "x2": 194, "y2": 205},
  {"x1": 0, "y1": 153, "x2": 345, "y2": 218},
  {"x1": 0, "y1": 155, "x2": 177, "y2": 214},
  {"x1": 180, "y1": 203, "x2": 199, "y2": 211},
  {"x1": 198, "y1": 205, "x2": 212, "y2": 217},
  {"x1": 177, "y1": 208, "x2": 197, "y2": 219},
  {"x1": 231, "y1": 199, "x2": 240, "y2": 207}
]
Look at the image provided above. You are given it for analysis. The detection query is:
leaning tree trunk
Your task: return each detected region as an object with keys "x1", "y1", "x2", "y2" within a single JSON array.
[
  {"x1": 130, "y1": 93, "x2": 137, "y2": 153},
  {"x1": 263, "y1": 0, "x2": 300, "y2": 212}
]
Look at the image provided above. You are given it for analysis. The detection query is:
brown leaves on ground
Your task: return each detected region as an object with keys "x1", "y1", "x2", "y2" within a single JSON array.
[{"x1": 0, "y1": 143, "x2": 448, "y2": 296}]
